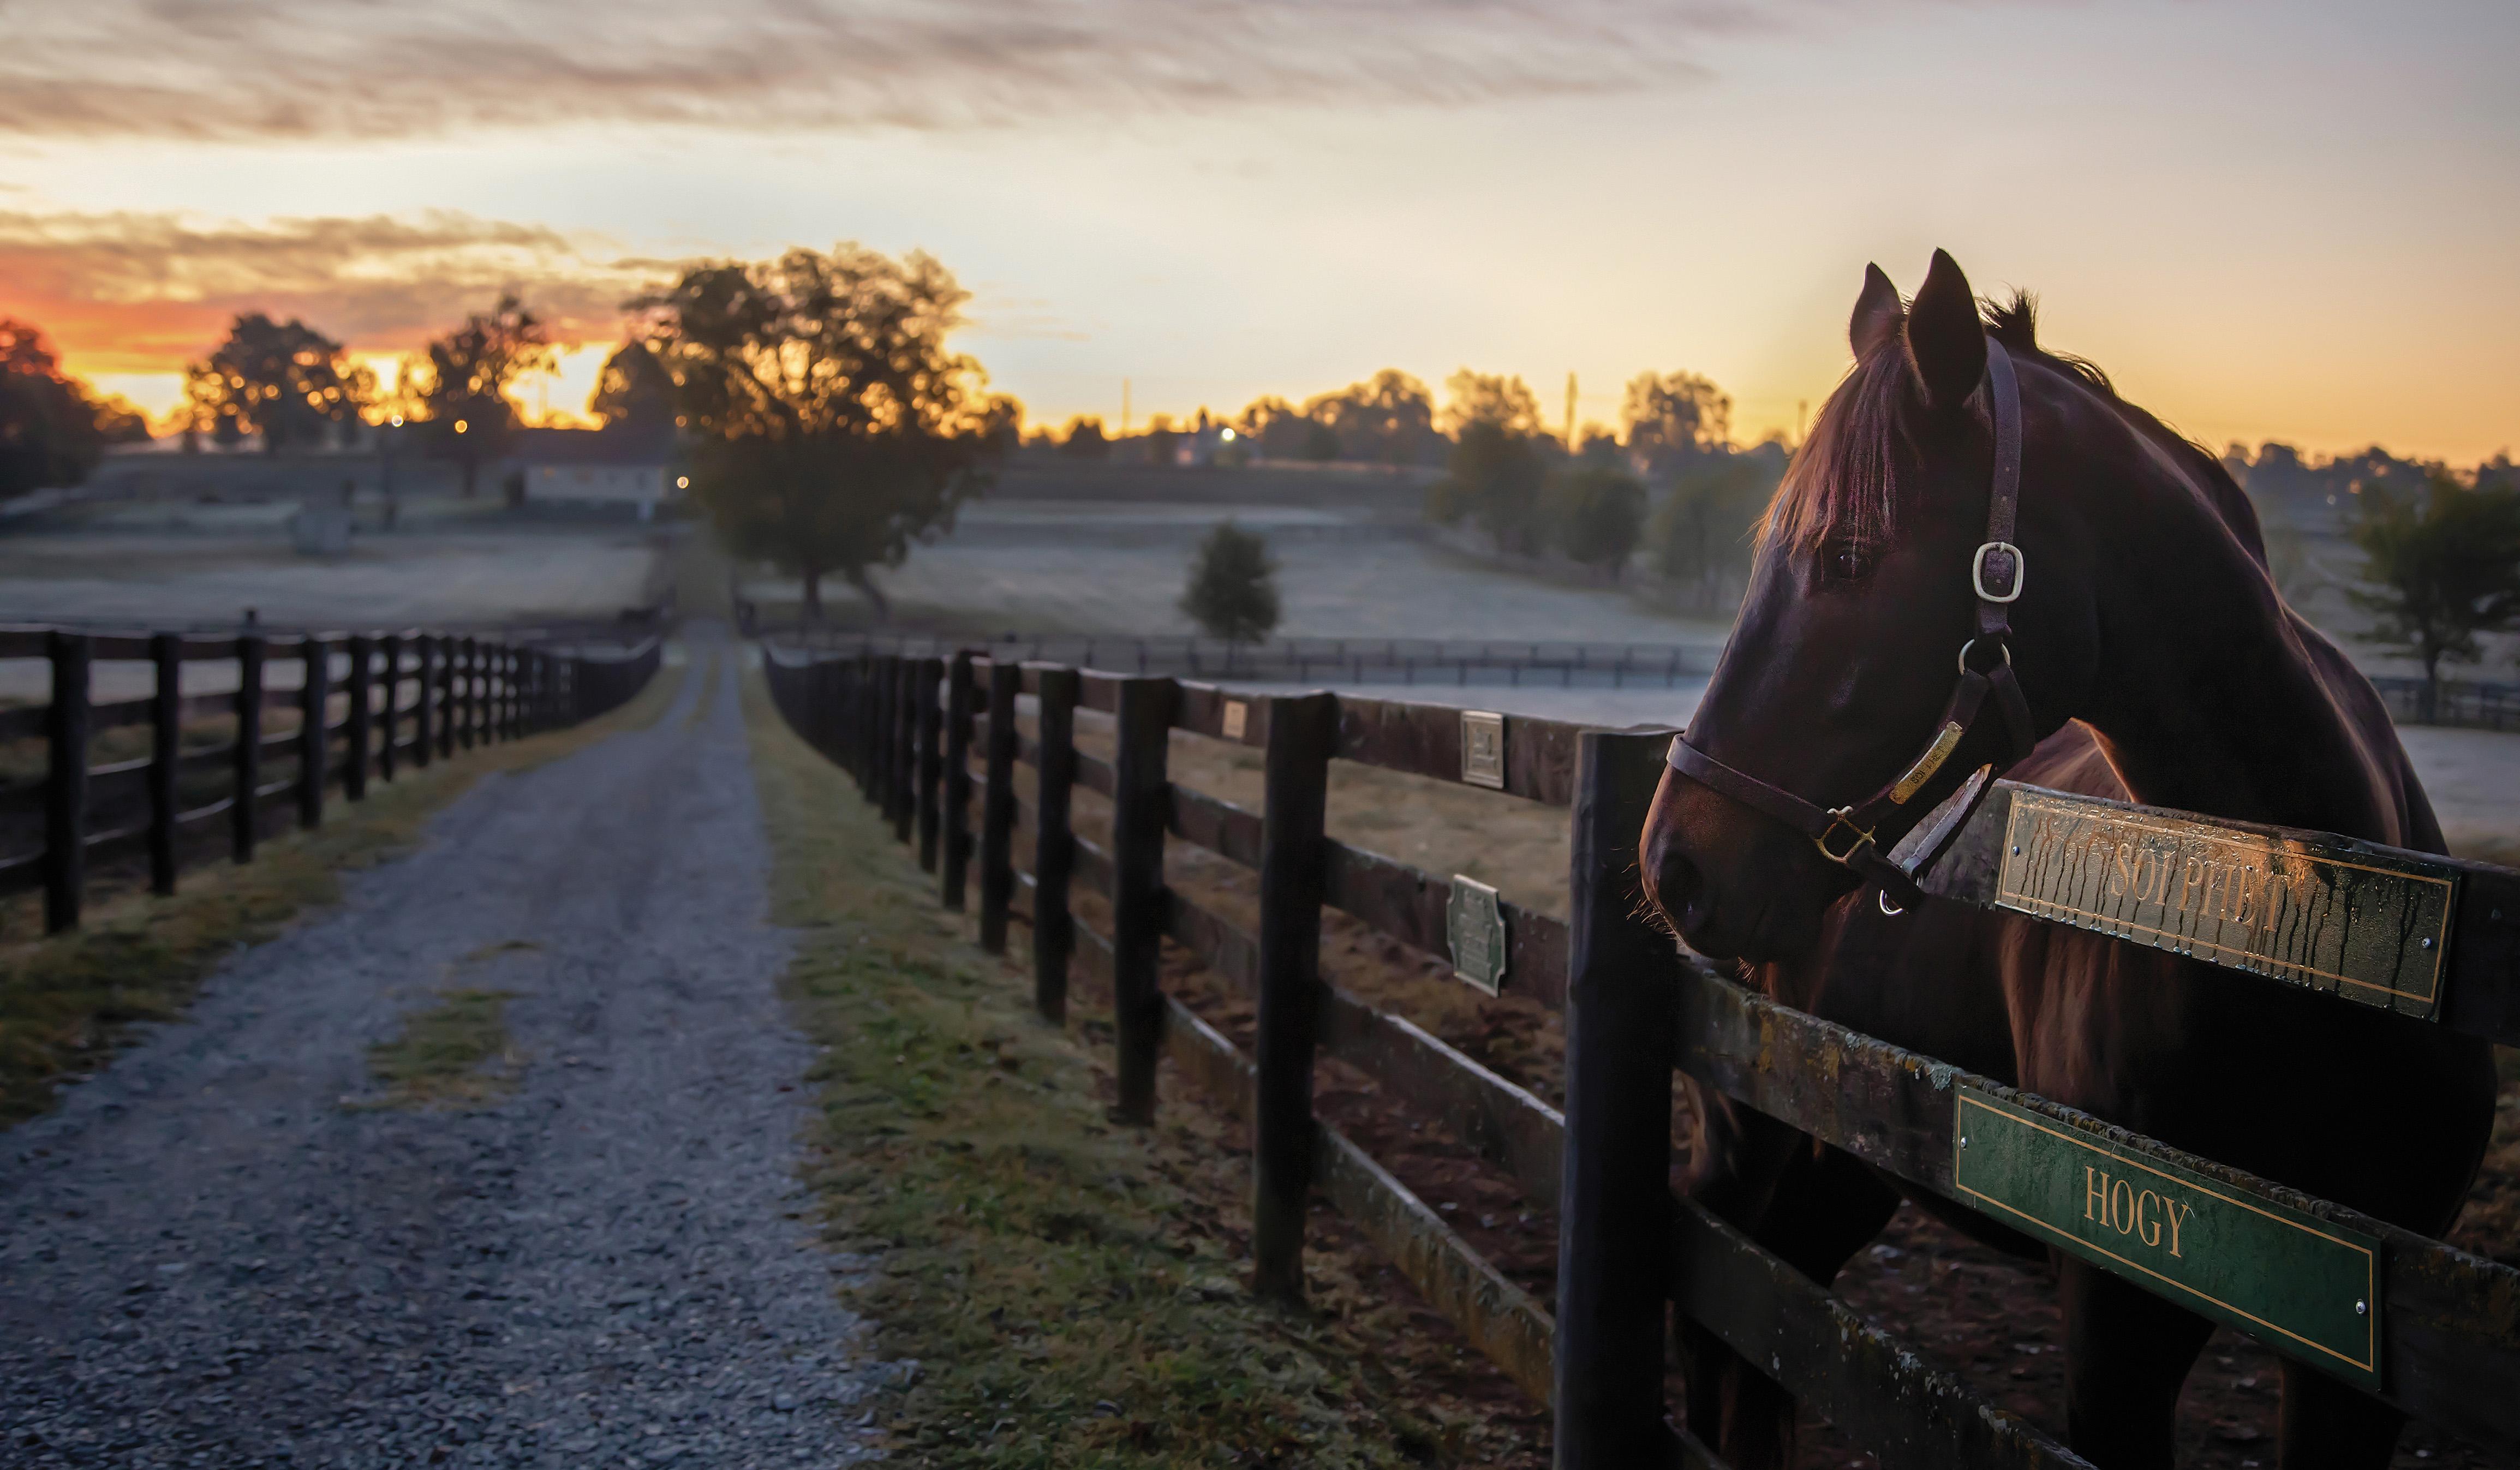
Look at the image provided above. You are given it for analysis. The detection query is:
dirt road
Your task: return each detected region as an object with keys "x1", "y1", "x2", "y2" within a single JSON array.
[{"x1": 0, "y1": 634, "x2": 883, "y2": 1468}]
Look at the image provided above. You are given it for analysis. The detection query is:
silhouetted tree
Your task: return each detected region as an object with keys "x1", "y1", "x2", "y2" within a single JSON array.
[
  {"x1": 1059, "y1": 416, "x2": 1109, "y2": 458},
  {"x1": 1302, "y1": 369, "x2": 1438, "y2": 464},
  {"x1": 638, "y1": 244, "x2": 1008, "y2": 620},
  {"x1": 0, "y1": 319, "x2": 127, "y2": 500},
  {"x1": 407, "y1": 294, "x2": 553, "y2": 497},
  {"x1": 181, "y1": 313, "x2": 373, "y2": 452},
  {"x1": 1622, "y1": 370, "x2": 1731, "y2": 475},
  {"x1": 1549, "y1": 465, "x2": 1647, "y2": 575},
  {"x1": 1425, "y1": 371, "x2": 1548, "y2": 553},
  {"x1": 1180, "y1": 521, "x2": 1280, "y2": 642},
  {"x1": 2350, "y1": 469, "x2": 2520, "y2": 721},
  {"x1": 1442, "y1": 369, "x2": 1544, "y2": 439},
  {"x1": 588, "y1": 338, "x2": 678, "y2": 435}
]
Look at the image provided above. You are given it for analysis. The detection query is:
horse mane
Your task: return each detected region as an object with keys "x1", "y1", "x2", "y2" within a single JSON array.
[{"x1": 1764, "y1": 291, "x2": 2266, "y2": 565}]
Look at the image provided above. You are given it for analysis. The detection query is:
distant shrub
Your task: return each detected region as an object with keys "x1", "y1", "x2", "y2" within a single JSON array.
[
  {"x1": 1181, "y1": 521, "x2": 1281, "y2": 643},
  {"x1": 1547, "y1": 466, "x2": 1647, "y2": 576}
]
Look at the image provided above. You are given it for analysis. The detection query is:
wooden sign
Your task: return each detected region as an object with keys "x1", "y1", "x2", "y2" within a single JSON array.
[
  {"x1": 1992, "y1": 788, "x2": 2458, "y2": 1019},
  {"x1": 1447, "y1": 875, "x2": 1508, "y2": 995},
  {"x1": 1220, "y1": 699, "x2": 1248, "y2": 742},
  {"x1": 1952, "y1": 1085, "x2": 2382, "y2": 1389},
  {"x1": 1460, "y1": 710, "x2": 1506, "y2": 790}
]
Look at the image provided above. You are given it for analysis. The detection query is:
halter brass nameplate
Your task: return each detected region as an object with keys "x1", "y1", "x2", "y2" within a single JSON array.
[
  {"x1": 1952, "y1": 1084, "x2": 2382, "y2": 1389},
  {"x1": 1888, "y1": 721, "x2": 1965, "y2": 805},
  {"x1": 1994, "y1": 790, "x2": 2457, "y2": 1019},
  {"x1": 1460, "y1": 710, "x2": 1506, "y2": 790},
  {"x1": 1446, "y1": 875, "x2": 1508, "y2": 995}
]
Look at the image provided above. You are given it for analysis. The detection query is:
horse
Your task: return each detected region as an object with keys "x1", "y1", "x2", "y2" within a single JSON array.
[{"x1": 1639, "y1": 250, "x2": 2497, "y2": 1469}]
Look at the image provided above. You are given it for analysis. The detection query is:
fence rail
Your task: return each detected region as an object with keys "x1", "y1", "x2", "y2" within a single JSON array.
[
  {"x1": 0, "y1": 623, "x2": 664, "y2": 931},
  {"x1": 761, "y1": 628, "x2": 1724, "y2": 690},
  {"x1": 2370, "y1": 674, "x2": 2520, "y2": 731},
  {"x1": 761, "y1": 640, "x2": 2520, "y2": 1466}
]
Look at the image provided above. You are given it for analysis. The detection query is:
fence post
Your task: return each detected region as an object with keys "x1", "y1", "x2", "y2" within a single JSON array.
[
  {"x1": 1110, "y1": 675, "x2": 1175, "y2": 1125},
  {"x1": 233, "y1": 634, "x2": 265, "y2": 863},
  {"x1": 941, "y1": 650, "x2": 976, "y2": 908},
  {"x1": 1252, "y1": 691, "x2": 1336, "y2": 1302},
  {"x1": 977, "y1": 659, "x2": 1020, "y2": 953},
  {"x1": 297, "y1": 638, "x2": 329, "y2": 829},
  {"x1": 891, "y1": 656, "x2": 918, "y2": 844},
  {"x1": 1554, "y1": 728, "x2": 1681, "y2": 1466},
  {"x1": 148, "y1": 633, "x2": 180, "y2": 896},
  {"x1": 346, "y1": 635, "x2": 372, "y2": 796},
  {"x1": 461, "y1": 637, "x2": 481, "y2": 750},
  {"x1": 43, "y1": 631, "x2": 91, "y2": 934},
  {"x1": 916, "y1": 653, "x2": 945, "y2": 873},
  {"x1": 868, "y1": 654, "x2": 895, "y2": 811},
  {"x1": 377, "y1": 634, "x2": 401, "y2": 781},
  {"x1": 438, "y1": 639, "x2": 457, "y2": 760},
  {"x1": 1032, "y1": 665, "x2": 1079, "y2": 1024},
  {"x1": 413, "y1": 635, "x2": 436, "y2": 769}
]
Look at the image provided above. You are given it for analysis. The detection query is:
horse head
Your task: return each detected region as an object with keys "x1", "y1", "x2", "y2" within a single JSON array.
[{"x1": 1642, "y1": 250, "x2": 2123, "y2": 960}]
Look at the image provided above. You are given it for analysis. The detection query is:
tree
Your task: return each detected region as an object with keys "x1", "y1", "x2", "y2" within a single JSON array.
[
  {"x1": 1180, "y1": 521, "x2": 1281, "y2": 642},
  {"x1": 2349, "y1": 469, "x2": 2520, "y2": 721},
  {"x1": 408, "y1": 293, "x2": 554, "y2": 497},
  {"x1": 1059, "y1": 416, "x2": 1109, "y2": 458},
  {"x1": 181, "y1": 313, "x2": 373, "y2": 452},
  {"x1": 1443, "y1": 369, "x2": 1544, "y2": 438},
  {"x1": 1648, "y1": 451, "x2": 1783, "y2": 613},
  {"x1": 588, "y1": 338, "x2": 678, "y2": 436},
  {"x1": 638, "y1": 243, "x2": 1006, "y2": 620},
  {"x1": 0, "y1": 319, "x2": 128, "y2": 500},
  {"x1": 1233, "y1": 395, "x2": 1317, "y2": 460},
  {"x1": 1622, "y1": 370, "x2": 1731, "y2": 475},
  {"x1": 1549, "y1": 465, "x2": 1647, "y2": 575},
  {"x1": 1303, "y1": 369, "x2": 1438, "y2": 464}
]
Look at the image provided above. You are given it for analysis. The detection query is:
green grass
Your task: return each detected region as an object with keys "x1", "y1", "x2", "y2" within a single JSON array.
[
  {"x1": 360, "y1": 986, "x2": 522, "y2": 1109},
  {"x1": 741, "y1": 666, "x2": 1544, "y2": 1469},
  {"x1": 0, "y1": 655, "x2": 686, "y2": 1130}
]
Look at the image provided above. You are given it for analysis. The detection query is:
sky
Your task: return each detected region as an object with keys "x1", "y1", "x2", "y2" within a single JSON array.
[{"x1": 1, "y1": 0, "x2": 2513, "y2": 461}]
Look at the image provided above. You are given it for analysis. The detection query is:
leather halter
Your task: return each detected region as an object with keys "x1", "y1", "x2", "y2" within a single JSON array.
[{"x1": 1665, "y1": 339, "x2": 2037, "y2": 910}]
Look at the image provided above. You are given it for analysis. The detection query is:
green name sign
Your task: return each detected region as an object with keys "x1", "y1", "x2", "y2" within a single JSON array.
[{"x1": 1951, "y1": 1085, "x2": 2383, "y2": 1389}]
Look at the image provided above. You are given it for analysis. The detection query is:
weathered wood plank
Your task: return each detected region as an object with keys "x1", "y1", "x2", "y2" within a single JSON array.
[
  {"x1": 1321, "y1": 840, "x2": 1570, "y2": 1009},
  {"x1": 1168, "y1": 784, "x2": 1263, "y2": 869},
  {"x1": 1331, "y1": 692, "x2": 1589, "y2": 808},
  {"x1": 1671, "y1": 961, "x2": 2520, "y2": 1447}
]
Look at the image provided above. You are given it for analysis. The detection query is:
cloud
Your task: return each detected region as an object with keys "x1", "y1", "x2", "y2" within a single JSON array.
[
  {"x1": 0, "y1": 210, "x2": 670, "y2": 369},
  {"x1": 0, "y1": 0, "x2": 1790, "y2": 141}
]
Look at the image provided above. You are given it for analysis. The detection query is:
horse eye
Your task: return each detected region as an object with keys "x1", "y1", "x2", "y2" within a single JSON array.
[{"x1": 1823, "y1": 542, "x2": 1870, "y2": 583}]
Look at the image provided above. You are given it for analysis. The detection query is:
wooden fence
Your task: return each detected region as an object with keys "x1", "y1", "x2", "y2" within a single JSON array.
[
  {"x1": 0, "y1": 625, "x2": 662, "y2": 934},
  {"x1": 762, "y1": 637, "x2": 2520, "y2": 1468},
  {"x1": 761, "y1": 628, "x2": 1723, "y2": 690}
]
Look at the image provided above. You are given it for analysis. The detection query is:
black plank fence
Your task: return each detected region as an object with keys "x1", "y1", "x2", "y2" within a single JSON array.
[
  {"x1": 763, "y1": 628, "x2": 1723, "y2": 691},
  {"x1": 0, "y1": 624, "x2": 662, "y2": 934},
  {"x1": 762, "y1": 635, "x2": 2520, "y2": 1467}
]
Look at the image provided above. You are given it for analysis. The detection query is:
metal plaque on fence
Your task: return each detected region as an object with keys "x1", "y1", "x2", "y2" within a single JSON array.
[
  {"x1": 1993, "y1": 788, "x2": 2457, "y2": 1020},
  {"x1": 1447, "y1": 875, "x2": 1508, "y2": 995},
  {"x1": 1951, "y1": 1084, "x2": 2382, "y2": 1389},
  {"x1": 1220, "y1": 699, "x2": 1249, "y2": 742},
  {"x1": 1460, "y1": 710, "x2": 1506, "y2": 789}
]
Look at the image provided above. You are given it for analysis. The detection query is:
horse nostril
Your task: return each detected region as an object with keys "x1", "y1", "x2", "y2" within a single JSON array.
[{"x1": 1651, "y1": 846, "x2": 1705, "y2": 929}]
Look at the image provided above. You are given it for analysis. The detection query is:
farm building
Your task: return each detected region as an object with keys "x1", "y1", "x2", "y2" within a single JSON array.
[{"x1": 508, "y1": 426, "x2": 683, "y2": 516}]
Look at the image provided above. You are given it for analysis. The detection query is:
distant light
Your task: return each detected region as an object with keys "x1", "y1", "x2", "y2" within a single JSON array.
[
  {"x1": 453, "y1": 419, "x2": 469, "y2": 434},
  {"x1": 390, "y1": 414, "x2": 404, "y2": 427},
  {"x1": 676, "y1": 475, "x2": 690, "y2": 489},
  {"x1": 1220, "y1": 428, "x2": 1235, "y2": 441}
]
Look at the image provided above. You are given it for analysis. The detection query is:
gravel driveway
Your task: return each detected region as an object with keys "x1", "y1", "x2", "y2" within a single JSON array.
[{"x1": 0, "y1": 634, "x2": 884, "y2": 1468}]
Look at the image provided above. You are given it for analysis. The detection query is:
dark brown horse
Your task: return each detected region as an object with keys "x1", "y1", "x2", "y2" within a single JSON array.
[{"x1": 1640, "y1": 250, "x2": 2495, "y2": 1469}]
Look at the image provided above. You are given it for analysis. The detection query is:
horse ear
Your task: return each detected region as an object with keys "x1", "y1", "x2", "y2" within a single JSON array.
[
  {"x1": 1849, "y1": 263, "x2": 1903, "y2": 359},
  {"x1": 1903, "y1": 248, "x2": 1986, "y2": 410}
]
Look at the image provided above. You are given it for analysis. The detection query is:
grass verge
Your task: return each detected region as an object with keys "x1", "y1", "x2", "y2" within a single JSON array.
[
  {"x1": 740, "y1": 665, "x2": 1548, "y2": 1469},
  {"x1": 0, "y1": 654, "x2": 685, "y2": 1129},
  {"x1": 359, "y1": 985, "x2": 522, "y2": 1109}
]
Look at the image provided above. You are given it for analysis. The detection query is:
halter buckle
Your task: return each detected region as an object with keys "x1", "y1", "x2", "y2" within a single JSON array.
[
  {"x1": 1816, "y1": 808, "x2": 1877, "y2": 866},
  {"x1": 1972, "y1": 541, "x2": 2026, "y2": 603}
]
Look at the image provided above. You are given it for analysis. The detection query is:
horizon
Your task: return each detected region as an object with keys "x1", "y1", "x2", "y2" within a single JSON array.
[{"x1": 3, "y1": 1, "x2": 2514, "y2": 463}]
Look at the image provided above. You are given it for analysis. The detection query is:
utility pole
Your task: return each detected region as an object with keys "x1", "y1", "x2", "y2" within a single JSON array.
[
  {"x1": 1564, "y1": 372, "x2": 1579, "y2": 449},
  {"x1": 1121, "y1": 378, "x2": 1132, "y2": 438}
]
